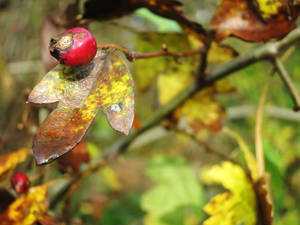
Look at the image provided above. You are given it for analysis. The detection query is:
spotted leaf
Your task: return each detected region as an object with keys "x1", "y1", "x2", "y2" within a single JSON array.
[{"x1": 28, "y1": 49, "x2": 134, "y2": 165}]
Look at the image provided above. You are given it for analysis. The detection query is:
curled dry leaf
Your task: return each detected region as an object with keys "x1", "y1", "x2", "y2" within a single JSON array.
[
  {"x1": 254, "y1": 175, "x2": 274, "y2": 225},
  {"x1": 0, "y1": 148, "x2": 31, "y2": 182},
  {"x1": 0, "y1": 183, "x2": 50, "y2": 225},
  {"x1": 28, "y1": 49, "x2": 134, "y2": 165},
  {"x1": 211, "y1": 0, "x2": 298, "y2": 42}
]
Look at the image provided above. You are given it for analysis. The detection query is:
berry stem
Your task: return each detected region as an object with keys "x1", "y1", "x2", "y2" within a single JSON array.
[{"x1": 97, "y1": 44, "x2": 205, "y2": 62}]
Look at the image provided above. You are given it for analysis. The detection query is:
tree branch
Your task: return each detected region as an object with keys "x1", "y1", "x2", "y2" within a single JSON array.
[{"x1": 273, "y1": 57, "x2": 300, "y2": 111}]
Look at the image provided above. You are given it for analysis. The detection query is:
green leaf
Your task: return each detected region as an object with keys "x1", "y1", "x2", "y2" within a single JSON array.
[{"x1": 141, "y1": 156, "x2": 204, "y2": 225}]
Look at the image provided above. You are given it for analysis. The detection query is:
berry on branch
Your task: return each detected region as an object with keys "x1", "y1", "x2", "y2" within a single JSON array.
[{"x1": 49, "y1": 27, "x2": 97, "y2": 67}]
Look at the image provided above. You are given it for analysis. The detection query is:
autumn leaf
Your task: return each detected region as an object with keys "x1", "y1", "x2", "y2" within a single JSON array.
[
  {"x1": 201, "y1": 162, "x2": 257, "y2": 225},
  {"x1": 0, "y1": 183, "x2": 51, "y2": 225},
  {"x1": 0, "y1": 149, "x2": 31, "y2": 182},
  {"x1": 28, "y1": 49, "x2": 134, "y2": 165},
  {"x1": 211, "y1": 0, "x2": 297, "y2": 42},
  {"x1": 223, "y1": 127, "x2": 274, "y2": 225}
]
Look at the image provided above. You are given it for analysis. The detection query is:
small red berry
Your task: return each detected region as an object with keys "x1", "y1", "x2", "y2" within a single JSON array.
[
  {"x1": 49, "y1": 27, "x2": 97, "y2": 67},
  {"x1": 10, "y1": 172, "x2": 30, "y2": 195}
]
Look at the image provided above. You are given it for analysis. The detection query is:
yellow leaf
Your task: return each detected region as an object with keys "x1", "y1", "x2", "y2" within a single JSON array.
[
  {"x1": 173, "y1": 89, "x2": 225, "y2": 132},
  {"x1": 157, "y1": 70, "x2": 194, "y2": 105},
  {"x1": 207, "y1": 42, "x2": 238, "y2": 64},
  {"x1": 0, "y1": 183, "x2": 50, "y2": 225},
  {"x1": 254, "y1": 0, "x2": 283, "y2": 20},
  {"x1": 173, "y1": 80, "x2": 234, "y2": 134},
  {"x1": 201, "y1": 162, "x2": 257, "y2": 225},
  {"x1": 188, "y1": 35, "x2": 238, "y2": 64},
  {"x1": 0, "y1": 149, "x2": 31, "y2": 182}
]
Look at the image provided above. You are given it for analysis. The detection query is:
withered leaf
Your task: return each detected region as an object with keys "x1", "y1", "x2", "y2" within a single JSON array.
[
  {"x1": 0, "y1": 184, "x2": 50, "y2": 225},
  {"x1": 254, "y1": 175, "x2": 274, "y2": 225},
  {"x1": 28, "y1": 49, "x2": 134, "y2": 165},
  {"x1": 211, "y1": 0, "x2": 297, "y2": 42}
]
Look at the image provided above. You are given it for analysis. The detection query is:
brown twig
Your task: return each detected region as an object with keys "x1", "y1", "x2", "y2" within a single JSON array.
[
  {"x1": 273, "y1": 57, "x2": 300, "y2": 111},
  {"x1": 97, "y1": 44, "x2": 205, "y2": 62}
]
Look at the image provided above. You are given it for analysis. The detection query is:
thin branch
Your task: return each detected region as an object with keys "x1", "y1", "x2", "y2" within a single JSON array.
[
  {"x1": 274, "y1": 57, "x2": 300, "y2": 111},
  {"x1": 255, "y1": 76, "x2": 272, "y2": 177},
  {"x1": 196, "y1": 31, "x2": 214, "y2": 82},
  {"x1": 97, "y1": 44, "x2": 205, "y2": 62}
]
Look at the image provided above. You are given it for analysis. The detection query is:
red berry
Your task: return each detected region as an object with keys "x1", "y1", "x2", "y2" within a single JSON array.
[
  {"x1": 10, "y1": 172, "x2": 30, "y2": 195},
  {"x1": 49, "y1": 27, "x2": 97, "y2": 67}
]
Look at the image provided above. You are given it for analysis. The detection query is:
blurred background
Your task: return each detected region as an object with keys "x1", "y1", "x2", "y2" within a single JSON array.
[{"x1": 0, "y1": 0, "x2": 299, "y2": 224}]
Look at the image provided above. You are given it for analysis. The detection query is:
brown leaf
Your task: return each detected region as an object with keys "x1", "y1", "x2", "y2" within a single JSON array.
[
  {"x1": 29, "y1": 49, "x2": 134, "y2": 165},
  {"x1": 254, "y1": 175, "x2": 274, "y2": 225},
  {"x1": 58, "y1": 140, "x2": 90, "y2": 173},
  {"x1": 211, "y1": 0, "x2": 297, "y2": 42}
]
